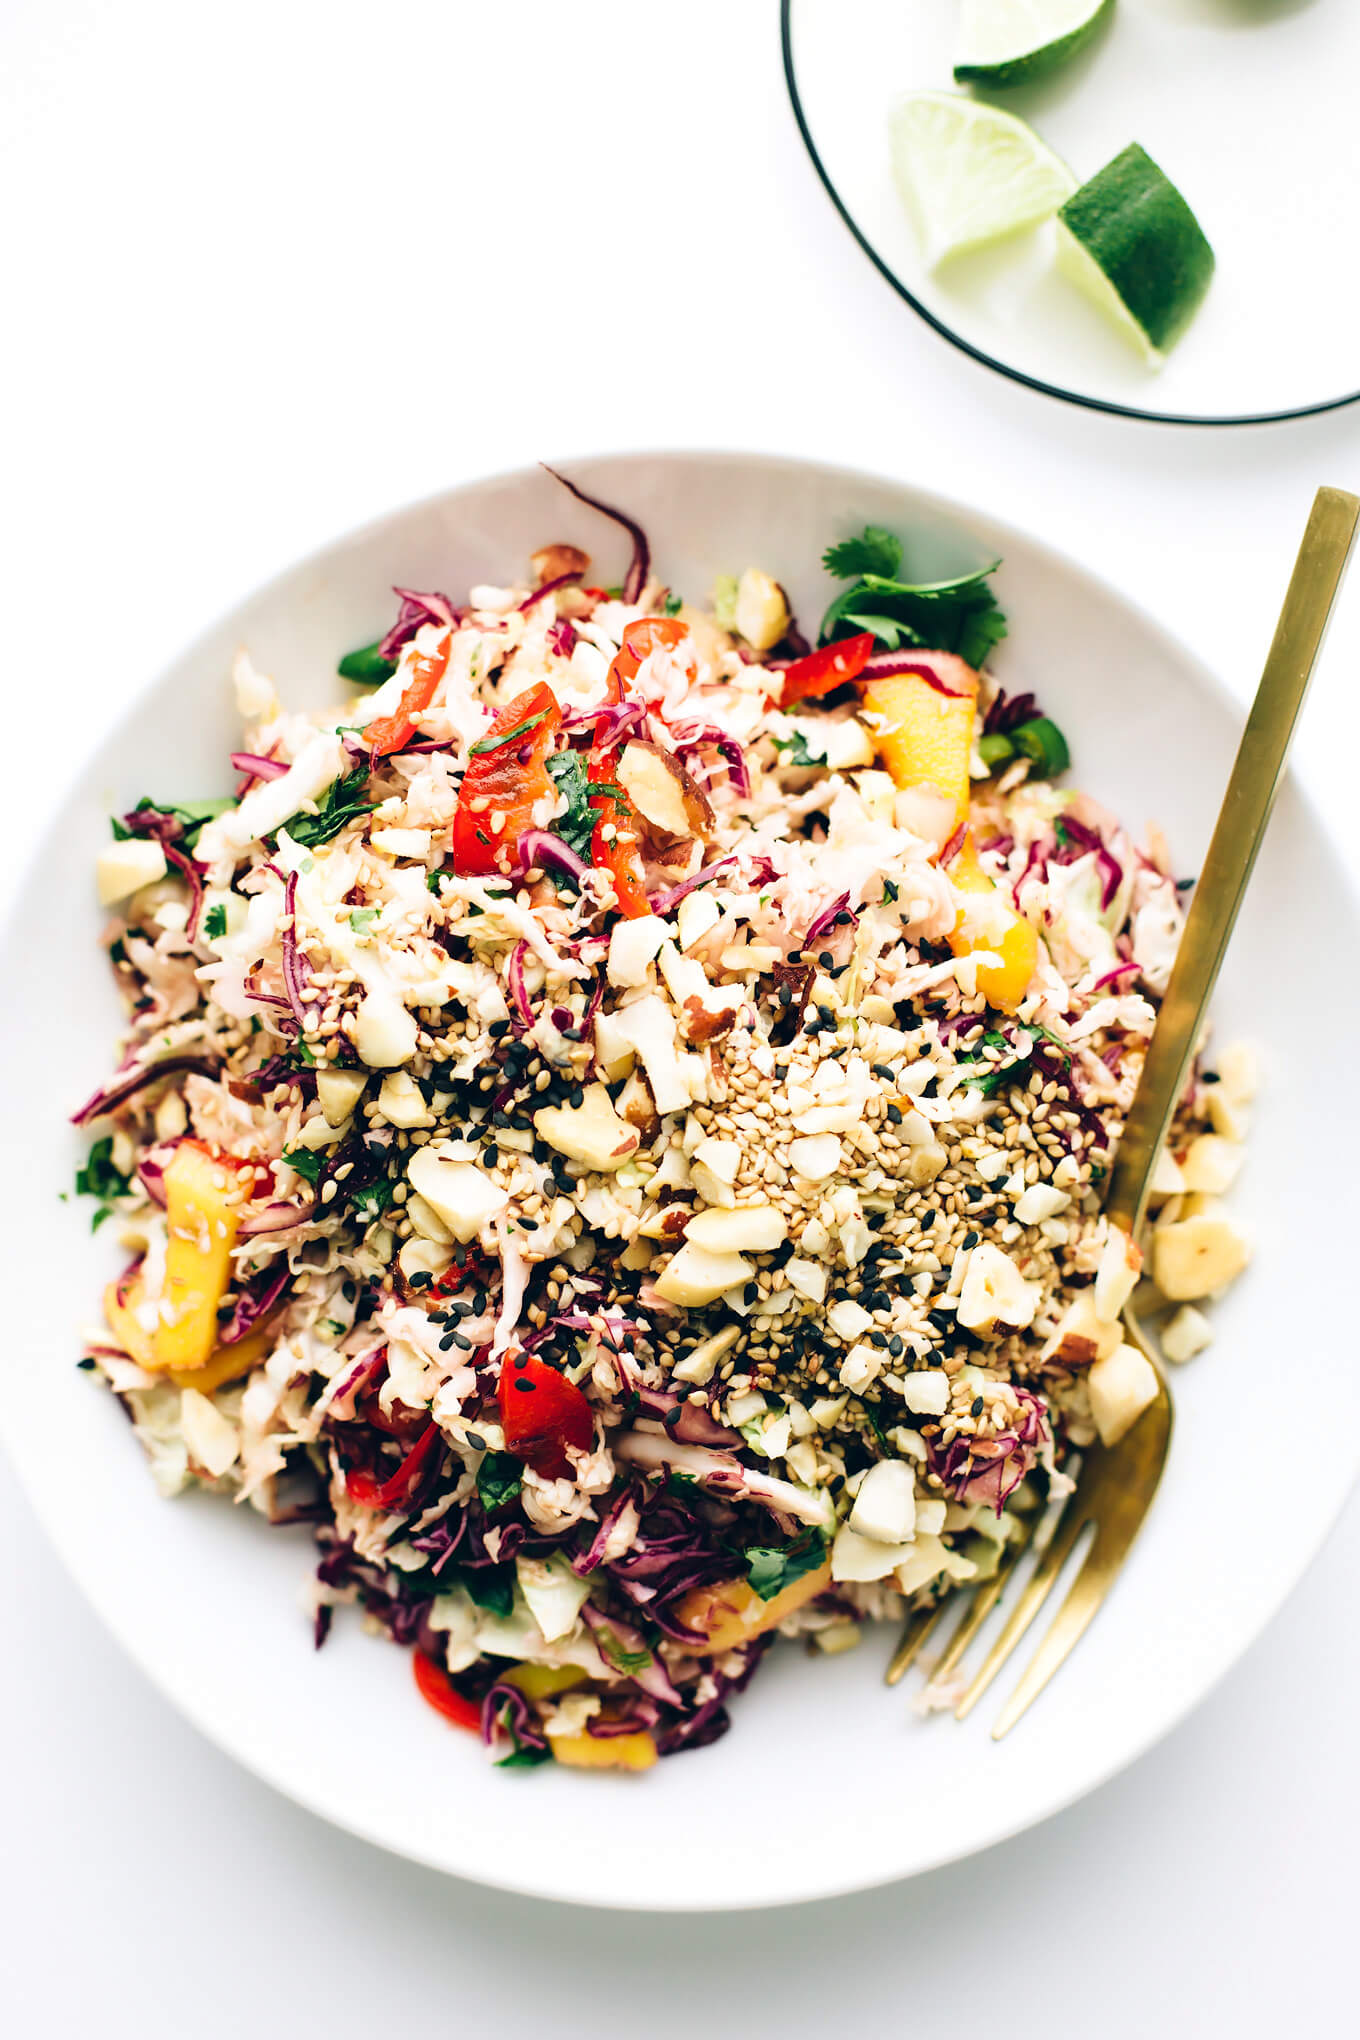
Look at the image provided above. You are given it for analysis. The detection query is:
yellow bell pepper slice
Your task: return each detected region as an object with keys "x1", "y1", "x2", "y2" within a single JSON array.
[
  {"x1": 673, "y1": 1558, "x2": 832, "y2": 1655},
  {"x1": 503, "y1": 1664, "x2": 587, "y2": 1701},
  {"x1": 860, "y1": 654, "x2": 979, "y2": 834},
  {"x1": 103, "y1": 1269, "x2": 154, "y2": 1366},
  {"x1": 947, "y1": 831, "x2": 1039, "y2": 1014},
  {"x1": 103, "y1": 1272, "x2": 280, "y2": 1390},
  {"x1": 153, "y1": 1141, "x2": 255, "y2": 1372},
  {"x1": 548, "y1": 1728, "x2": 658, "y2": 1771},
  {"x1": 167, "y1": 1318, "x2": 280, "y2": 1393}
]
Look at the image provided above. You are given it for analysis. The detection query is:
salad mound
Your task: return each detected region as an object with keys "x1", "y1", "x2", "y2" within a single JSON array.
[{"x1": 77, "y1": 479, "x2": 1252, "y2": 1768}]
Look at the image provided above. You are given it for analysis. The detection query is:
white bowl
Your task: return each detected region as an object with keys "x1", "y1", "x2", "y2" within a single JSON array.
[{"x1": 3, "y1": 451, "x2": 1355, "y2": 1910}]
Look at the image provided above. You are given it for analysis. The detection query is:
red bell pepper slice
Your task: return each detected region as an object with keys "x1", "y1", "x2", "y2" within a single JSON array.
[
  {"x1": 776, "y1": 631, "x2": 876, "y2": 708},
  {"x1": 346, "y1": 1418, "x2": 441, "y2": 1510},
  {"x1": 498, "y1": 1350, "x2": 594, "y2": 1482},
  {"x1": 364, "y1": 637, "x2": 451, "y2": 758},
  {"x1": 451, "y1": 682, "x2": 562, "y2": 877},
  {"x1": 587, "y1": 757, "x2": 651, "y2": 918},
  {"x1": 607, "y1": 615, "x2": 689, "y2": 690},
  {"x1": 413, "y1": 1651, "x2": 482, "y2": 1733}
]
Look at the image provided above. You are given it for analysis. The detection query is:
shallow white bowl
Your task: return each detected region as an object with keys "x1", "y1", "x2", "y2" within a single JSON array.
[{"x1": 2, "y1": 451, "x2": 1355, "y2": 1910}]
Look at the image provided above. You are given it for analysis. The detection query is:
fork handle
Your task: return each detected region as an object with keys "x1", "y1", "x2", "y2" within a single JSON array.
[{"x1": 1104, "y1": 486, "x2": 1360, "y2": 1238}]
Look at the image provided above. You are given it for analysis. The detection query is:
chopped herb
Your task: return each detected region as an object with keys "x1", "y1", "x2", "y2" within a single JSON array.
[
  {"x1": 882, "y1": 878, "x2": 899, "y2": 902},
  {"x1": 350, "y1": 1176, "x2": 394, "y2": 1221},
  {"x1": 978, "y1": 732, "x2": 1015, "y2": 770},
  {"x1": 662, "y1": 591, "x2": 684, "y2": 616},
  {"x1": 348, "y1": 907, "x2": 380, "y2": 931},
  {"x1": 496, "y1": 1744, "x2": 554, "y2": 1769},
  {"x1": 462, "y1": 1564, "x2": 515, "y2": 1618},
  {"x1": 203, "y1": 903, "x2": 228, "y2": 940},
  {"x1": 475, "y1": 1451, "x2": 523, "y2": 1512},
  {"x1": 468, "y1": 709, "x2": 550, "y2": 757},
  {"x1": 290, "y1": 1039, "x2": 318, "y2": 1067},
  {"x1": 819, "y1": 526, "x2": 1007, "y2": 669},
  {"x1": 338, "y1": 640, "x2": 398, "y2": 684},
  {"x1": 287, "y1": 769, "x2": 377, "y2": 850},
  {"x1": 75, "y1": 1137, "x2": 131, "y2": 1205},
  {"x1": 745, "y1": 1528, "x2": 828, "y2": 1603},
  {"x1": 545, "y1": 749, "x2": 599, "y2": 862},
  {"x1": 282, "y1": 1146, "x2": 324, "y2": 1185},
  {"x1": 771, "y1": 728, "x2": 824, "y2": 769},
  {"x1": 822, "y1": 526, "x2": 903, "y2": 581},
  {"x1": 426, "y1": 870, "x2": 446, "y2": 895}
]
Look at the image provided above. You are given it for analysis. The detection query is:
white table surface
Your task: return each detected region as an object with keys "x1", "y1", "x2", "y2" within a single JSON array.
[{"x1": 3, "y1": 2, "x2": 1357, "y2": 2029}]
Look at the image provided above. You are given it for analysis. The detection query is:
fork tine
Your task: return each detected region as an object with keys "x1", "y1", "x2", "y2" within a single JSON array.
[
  {"x1": 953, "y1": 1493, "x2": 1089, "y2": 1722},
  {"x1": 929, "y1": 1514, "x2": 1040, "y2": 1687},
  {"x1": 988, "y1": 1533, "x2": 1113, "y2": 1739},
  {"x1": 884, "y1": 1599, "x2": 950, "y2": 1686},
  {"x1": 990, "y1": 1438, "x2": 1167, "y2": 1737}
]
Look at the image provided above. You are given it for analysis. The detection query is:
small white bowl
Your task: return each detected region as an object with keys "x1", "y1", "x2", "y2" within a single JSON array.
[{"x1": 3, "y1": 451, "x2": 1355, "y2": 1910}]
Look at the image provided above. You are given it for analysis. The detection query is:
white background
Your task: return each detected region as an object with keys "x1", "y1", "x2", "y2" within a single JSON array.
[{"x1": 2, "y1": 2, "x2": 1357, "y2": 2032}]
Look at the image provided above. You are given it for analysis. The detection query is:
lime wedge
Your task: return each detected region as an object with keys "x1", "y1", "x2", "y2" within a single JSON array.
[
  {"x1": 954, "y1": 0, "x2": 1116, "y2": 90},
  {"x1": 889, "y1": 91, "x2": 1076, "y2": 269},
  {"x1": 1056, "y1": 143, "x2": 1215, "y2": 364}
]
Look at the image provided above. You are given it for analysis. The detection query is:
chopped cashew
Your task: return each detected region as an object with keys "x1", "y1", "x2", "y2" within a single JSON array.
[
  {"x1": 533, "y1": 1083, "x2": 640, "y2": 1173},
  {"x1": 654, "y1": 1242, "x2": 754, "y2": 1306},
  {"x1": 1153, "y1": 1214, "x2": 1251, "y2": 1300},
  {"x1": 1087, "y1": 1344, "x2": 1160, "y2": 1446},
  {"x1": 957, "y1": 1244, "x2": 1038, "y2": 1336}
]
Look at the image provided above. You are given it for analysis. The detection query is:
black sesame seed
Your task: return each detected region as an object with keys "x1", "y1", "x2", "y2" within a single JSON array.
[
  {"x1": 962, "y1": 1230, "x2": 979, "y2": 1250},
  {"x1": 513, "y1": 1378, "x2": 536, "y2": 1393},
  {"x1": 888, "y1": 1336, "x2": 904, "y2": 1357},
  {"x1": 928, "y1": 1309, "x2": 954, "y2": 1333},
  {"x1": 818, "y1": 950, "x2": 834, "y2": 968},
  {"x1": 743, "y1": 1282, "x2": 758, "y2": 1303},
  {"x1": 512, "y1": 1351, "x2": 528, "y2": 1370},
  {"x1": 872, "y1": 1064, "x2": 896, "y2": 1082},
  {"x1": 886, "y1": 1104, "x2": 903, "y2": 1123},
  {"x1": 817, "y1": 1005, "x2": 836, "y2": 1026},
  {"x1": 919, "y1": 1209, "x2": 936, "y2": 1229},
  {"x1": 970, "y1": 1396, "x2": 984, "y2": 1418}
]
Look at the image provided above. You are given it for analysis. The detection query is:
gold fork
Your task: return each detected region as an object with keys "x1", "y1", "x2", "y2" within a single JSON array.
[{"x1": 887, "y1": 485, "x2": 1359, "y2": 1737}]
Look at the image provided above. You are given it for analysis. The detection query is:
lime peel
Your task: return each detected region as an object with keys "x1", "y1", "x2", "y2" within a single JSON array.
[
  {"x1": 1056, "y1": 142, "x2": 1215, "y2": 364},
  {"x1": 954, "y1": 0, "x2": 1116, "y2": 91}
]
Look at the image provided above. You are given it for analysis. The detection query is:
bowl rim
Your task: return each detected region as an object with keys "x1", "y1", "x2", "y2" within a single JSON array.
[
  {"x1": 779, "y1": 0, "x2": 1360, "y2": 432},
  {"x1": 5, "y1": 445, "x2": 1358, "y2": 1909}
]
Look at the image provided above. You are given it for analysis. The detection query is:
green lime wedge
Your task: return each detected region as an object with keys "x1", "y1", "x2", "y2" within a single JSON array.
[
  {"x1": 954, "y1": 0, "x2": 1116, "y2": 90},
  {"x1": 1056, "y1": 142, "x2": 1215, "y2": 364},
  {"x1": 889, "y1": 91, "x2": 1076, "y2": 269}
]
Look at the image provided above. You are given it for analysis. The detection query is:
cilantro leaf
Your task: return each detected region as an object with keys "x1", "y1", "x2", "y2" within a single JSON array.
[
  {"x1": 822, "y1": 526, "x2": 903, "y2": 581},
  {"x1": 350, "y1": 1175, "x2": 393, "y2": 1222},
  {"x1": 282, "y1": 1146, "x2": 323, "y2": 1185},
  {"x1": 476, "y1": 1452, "x2": 524, "y2": 1512},
  {"x1": 745, "y1": 1529, "x2": 828, "y2": 1603},
  {"x1": 771, "y1": 728, "x2": 824, "y2": 769},
  {"x1": 203, "y1": 903, "x2": 228, "y2": 940},
  {"x1": 546, "y1": 749, "x2": 598, "y2": 861},
  {"x1": 338, "y1": 640, "x2": 397, "y2": 684},
  {"x1": 662, "y1": 591, "x2": 683, "y2": 616},
  {"x1": 287, "y1": 769, "x2": 376, "y2": 850},
  {"x1": 818, "y1": 545, "x2": 1008, "y2": 670},
  {"x1": 462, "y1": 1564, "x2": 515, "y2": 1617},
  {"x1": 348, "y1": 907, "x2": 380, "y2": 932},
  {"x1": 496, "y1": 1744, "x2": 554, "y2": 1768},
  {"x1": 75, "y1": 1137, "x2": 131, "y2": 1204}
]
